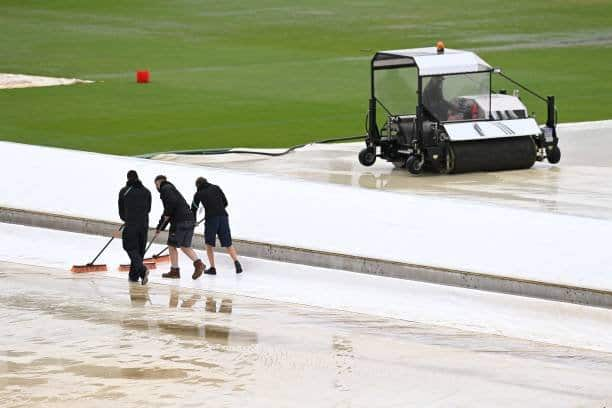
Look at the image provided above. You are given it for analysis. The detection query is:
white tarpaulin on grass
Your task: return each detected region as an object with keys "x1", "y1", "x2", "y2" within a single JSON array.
[
  {"x1": 0, "y1": 73, "x2": 92, "y2": 89},
  {"x1": 1, "y1": 141, "x2": 611, "y2": 292}
]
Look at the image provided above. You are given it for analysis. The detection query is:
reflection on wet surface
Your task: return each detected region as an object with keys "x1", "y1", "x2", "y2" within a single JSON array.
[
  {"x1": 2, "y1": 262, "x2": 612, "y2": 406},
  {"x1": 155, "y1": 125, "x2": 612, "y2": 220}
]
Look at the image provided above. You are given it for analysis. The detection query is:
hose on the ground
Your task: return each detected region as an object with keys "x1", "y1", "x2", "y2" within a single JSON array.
[{"x1": 137, "y1": 134, "x2": 366, "y2": 159}]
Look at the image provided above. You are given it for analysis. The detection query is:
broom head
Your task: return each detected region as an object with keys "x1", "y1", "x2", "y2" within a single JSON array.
[
  {"x1": 145, "y1": 254, "x2": 170, "y2": 264},
  {"x1": 118, "y1": 262, "x2": 157, "y2": 272},
  {"x1": 71, "y1": 264, "x2": 108, "y2": 273}
]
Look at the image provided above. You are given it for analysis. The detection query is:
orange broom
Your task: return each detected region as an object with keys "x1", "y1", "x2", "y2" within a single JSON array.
[
  {"x1": 145, "y1": 246, "x2": 170, "y2": 264},
  {"x1": 72, "y1": 225, "x2": 123, "y2": 273},
  {"x1": 118, "y1": 261, "x2": 156, "y2": 272},
  {"x1": 143, "y1": 231, "x2": 169, "y2": 263}
]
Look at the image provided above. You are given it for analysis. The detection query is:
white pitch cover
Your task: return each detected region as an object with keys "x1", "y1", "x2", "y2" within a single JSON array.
[{"x1": 443, "y1": 118, "x2": 541, "y2": 141}]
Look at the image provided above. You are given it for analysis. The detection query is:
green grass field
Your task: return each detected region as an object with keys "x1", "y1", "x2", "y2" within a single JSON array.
[{"x1": 1, "y1": 0, "x2": 611, "y2": 155}]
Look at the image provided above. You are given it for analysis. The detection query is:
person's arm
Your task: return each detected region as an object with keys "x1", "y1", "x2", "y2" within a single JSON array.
[
  {"x1": 118, "y1": 188, "x2": 126, "y2": 222},
  {"x1": 146, "y1": 189, "x2": 152, "y2": 215},
  {"x1": 157, "y1": 216, "x2": 170, "y2": 232},
  {"x1": 191, "y1": 192, "x2": 200, "y2": 215},
  {"x1": 156, "y1": 189, "x2": 171, "y2": 232}
]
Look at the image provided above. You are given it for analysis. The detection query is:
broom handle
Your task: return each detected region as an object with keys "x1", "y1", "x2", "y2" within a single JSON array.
[
  {"x1": 153, "y1": 217, "x2": 205, "y2": 258},
  {"x1": 89, "y1": 225, "x2": 124, "y2": 265}
]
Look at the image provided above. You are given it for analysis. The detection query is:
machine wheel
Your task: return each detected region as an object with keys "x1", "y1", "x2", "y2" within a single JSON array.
[
  {"x1": 547, "y1": 145, "x2": 561, "y2": 164},
  {"x1": 358, "y1": 148, "x2": 376, "y2": 166},
  {"x1": 406, "y1": 155, "x2": 423, "y2": 175}
]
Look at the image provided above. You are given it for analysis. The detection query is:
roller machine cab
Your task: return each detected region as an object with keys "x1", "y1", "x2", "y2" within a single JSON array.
[{"x1": 358, "y1": 42, "x2": 561, "y2": 174}]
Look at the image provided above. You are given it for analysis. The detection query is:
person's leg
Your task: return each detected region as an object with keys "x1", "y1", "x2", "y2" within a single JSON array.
[
  {"x1": 206, "y1": 244, "x2": 216, "y2": 268},
  {"x1": 126, "y1": 249, "x2": 142, "y2": 282},
  {"x1": 123, "y1": 225, "x2": 140, "y2": 282},
  {"x1": 169, "y1": 246, "x2": 179, "y2": 267},
  {"x1": 203, "y1": 218, "x2": 217, "y2": 273},
  {"x1": 173, "y1": 221, "x2": 205, "y2": 280},
  {"x1": 226, "y1": 246, "x2": 238, "y2": 262},
  {"x1": 191, "y1": 252, "x2": 205, "y2": 280},
  {"x1": 219, "y1": 216, "x2": 242, "y2": 274},
  {"x1": 163, "y1": 225, "x2": 181, "y2": 278},
  {"x1": 182, "y1": 245, "x2": 206, "y2": 279},
  {"x1": 162, "y1": 245, "x2": 180, "y2": 278},
  {"x1": 180, "y1": 247, "x2": 198, "y2": 262},
  {"x1": 139, "y1": 226, "x2": 147, "y2": 258},
  {"x1": 138, "y1": 226, "x2": 149, "y2": 284}
]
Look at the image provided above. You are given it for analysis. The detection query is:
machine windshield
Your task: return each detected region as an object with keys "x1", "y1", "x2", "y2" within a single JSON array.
[
  {"x1": 374, "y1": 67, "x2": 418, "y2": 117},
  {"x1": 422, "y1": 72, "x2": 491, "y2": 122}
]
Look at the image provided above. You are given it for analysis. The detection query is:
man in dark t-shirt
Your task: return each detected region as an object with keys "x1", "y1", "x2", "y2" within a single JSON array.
[{"x1": 191, "y1": 177, "x2": 243, "y2": 276}]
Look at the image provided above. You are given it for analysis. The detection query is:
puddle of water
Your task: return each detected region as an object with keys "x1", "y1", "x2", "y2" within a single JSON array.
[{"x1": 1, "y1": 263, "x2": 612, "y2": 407}]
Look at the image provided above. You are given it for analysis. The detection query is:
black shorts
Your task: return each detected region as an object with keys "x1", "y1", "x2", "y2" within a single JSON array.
[
  {"x1": 204, "y1": 216, "x2": 232, "y2": 247},
  {"x1": 167, "y1": 220, "x2": 195, "y2": 248}
]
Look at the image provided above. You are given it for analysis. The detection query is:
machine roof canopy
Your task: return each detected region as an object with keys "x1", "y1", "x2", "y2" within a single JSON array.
[{"x1": 373, "y1": 47, "x2": 492, "y2": 76}]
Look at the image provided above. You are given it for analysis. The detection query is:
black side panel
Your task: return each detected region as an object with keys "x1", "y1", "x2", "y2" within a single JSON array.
[{"x1": 450, "y1": 136, "x2": 536, "y2": 174}]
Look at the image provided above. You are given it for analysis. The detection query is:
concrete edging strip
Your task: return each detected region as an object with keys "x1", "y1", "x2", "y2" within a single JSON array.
[{"x1": 1, "y1": 205, "x2": 611, "y2": 309}]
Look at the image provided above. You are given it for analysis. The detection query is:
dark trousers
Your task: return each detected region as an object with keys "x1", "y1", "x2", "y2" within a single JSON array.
[{"x1": 123, "y1": 224, "x2": 148, "y2": 282}]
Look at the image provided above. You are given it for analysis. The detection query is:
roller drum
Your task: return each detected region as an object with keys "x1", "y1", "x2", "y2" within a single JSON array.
[{"x1": 449, "y1": 136, "x2": 536, "y2": 174}]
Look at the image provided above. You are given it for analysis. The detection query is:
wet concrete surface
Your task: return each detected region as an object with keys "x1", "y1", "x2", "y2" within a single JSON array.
[
  {"x1": 154, "y1": 122, "x2": 612, "y2": 220},
  {"x1": 2, "y1": 262, "x2": 612, "y2": 407}
]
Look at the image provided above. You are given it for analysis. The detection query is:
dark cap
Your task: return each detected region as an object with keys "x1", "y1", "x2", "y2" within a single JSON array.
[{"x1": 127, "y1": 170, "x2": 138, "y2": 181}]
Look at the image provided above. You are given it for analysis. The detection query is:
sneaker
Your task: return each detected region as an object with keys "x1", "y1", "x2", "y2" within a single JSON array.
[
  {"x1": 192, "y1": 259, "x2": 206, "y2": 280},
  {"x1": 162, "y1": 267, "x2": 180, "y2": 279},
  {"x1": 141, "y1": 268, "x2": 150, "y2": 285},
  {"x1": 235, "y1": 261, "x2": 243, "y2": 274},
  {"x1": 204, "y1": 267, "x2": 217, "y2": 275}
]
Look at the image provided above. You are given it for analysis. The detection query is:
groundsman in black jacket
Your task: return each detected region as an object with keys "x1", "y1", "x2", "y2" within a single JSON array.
[
  {"x1": 118, "y1": 170, "x2": 151, "y2": 284},
  {"x1": 154, "y1": 175, "x2": 205, "y2": 280}
]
